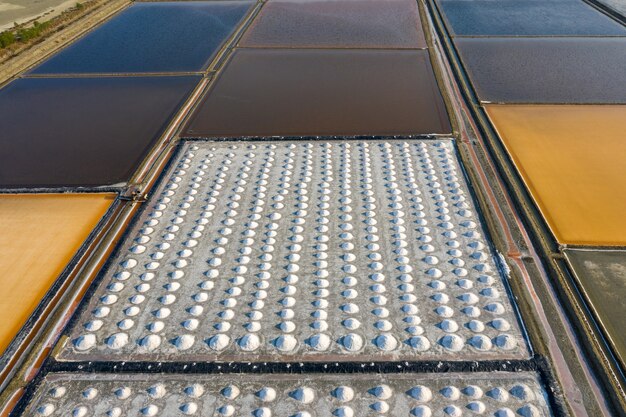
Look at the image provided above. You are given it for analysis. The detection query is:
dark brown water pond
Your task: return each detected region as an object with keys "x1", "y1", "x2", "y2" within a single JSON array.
[
  {"x1": 240, "y1": 0, "x2": 426, "y2": 48},
  {"x1": 0, "y1": 76, "x2": 200, "y2": 188},
  {"x1": 185, "y1": 49, "x2": 451, "y2": 137}
]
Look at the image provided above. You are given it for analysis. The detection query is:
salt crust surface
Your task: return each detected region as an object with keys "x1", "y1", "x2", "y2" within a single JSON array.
[
  {"x1": 27, "y1": 372, "x2": 549, "y2": 417},
  {"x1": 62, "y1": 140, "x2": 527, "y2": 361}
]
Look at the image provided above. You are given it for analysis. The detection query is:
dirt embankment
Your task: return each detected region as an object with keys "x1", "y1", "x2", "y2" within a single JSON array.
[{"x1": 0, "y1": 0, "x2": 130, "y2": 86}]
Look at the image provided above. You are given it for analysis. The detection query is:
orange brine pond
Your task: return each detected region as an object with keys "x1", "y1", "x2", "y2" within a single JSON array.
[
  {"x1": 0, "y1": 193, "x2": 114, "y2": 356},
  {"x1": 485, "y1": 104, "x2": 626, "y2": 246}
]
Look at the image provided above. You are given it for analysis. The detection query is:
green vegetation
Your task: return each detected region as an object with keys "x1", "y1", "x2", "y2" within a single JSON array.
[
  {"x1": 0, "y1": 31, "x2": 15, "y2": 48},
  {"x1": 17, "y1": 20, "x2": 52, "y2": 42},
  {"x1": 0, "y1": 21, "x2": 51, "y2": 50}
]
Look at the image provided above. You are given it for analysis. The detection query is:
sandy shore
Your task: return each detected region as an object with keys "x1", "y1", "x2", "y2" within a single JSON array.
[{"x1": 0, "y1": 0, "x2": 78, "y2": 31}]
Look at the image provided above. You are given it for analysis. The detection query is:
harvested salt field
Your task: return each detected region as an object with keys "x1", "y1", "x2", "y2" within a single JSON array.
[
  {"x1": 0, "y1": 0, "x2": 624, "y2": 416},
  {"x1": 18, "y1": 372, "x2": 552, "y2": 417},
  {"x1": 59, "y1": 141, "x2": 527, "y2": 362}
]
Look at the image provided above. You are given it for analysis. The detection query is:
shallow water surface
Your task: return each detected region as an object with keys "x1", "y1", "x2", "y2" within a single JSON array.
[
  {"x1": 185, "y1": 49, "x2": 451, "y2": 137},
  {"x1": 457, "y1": 38, "x2": 626, "y2": 103},
  {"x1": 486, "y1": 104, "x2": 626, "y2": 245},
  {"x1": 565, "y1": 249, "x2": 626, "y2": 367},
  {"x1": 240, "y1": 0, "x2": 426, "y2": 48},
  {"x1": 439, "y1": 0, "x2": 626, "y2": 36},
  {"x1": 0, "y1": 76, "x2": 200, "y2": 188},
  {"x1": 29, "y1": 1, "x2": 253, "y2": 74},
  {"x1": 0, "y1": 193, "x2": 114, "y2": 356}
]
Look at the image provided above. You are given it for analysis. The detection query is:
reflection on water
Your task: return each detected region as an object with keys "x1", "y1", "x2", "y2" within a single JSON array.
[
  {"x1": 439, "y1": 0, "x2": 626, "y2": 36},
  {"x1": 566, "y1": 249, "x2": 626, "y2": 368},
  {"x1": 456, "y1": 38, "x2": 626, "y2": 103},
  {"x1": 29, "y1": 1, "x2": 253, "y2": 74},
  {"x1": 240, "y1": 0, "x2": 426, "y2": 48},
  {"x1": 0, "y1": 76, "x2": 200, "y2": 188},
  {"x1": 185, "y1": 49, "x2": 451, "y2": 137}
]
